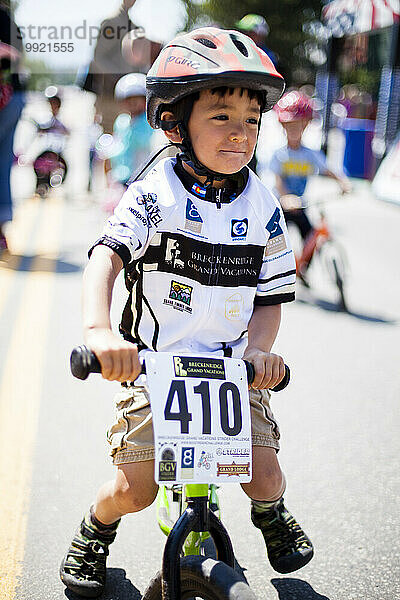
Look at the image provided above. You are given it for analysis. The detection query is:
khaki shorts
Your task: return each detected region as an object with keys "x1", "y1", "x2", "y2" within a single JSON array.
[{"x1": 108, "y1": 382, "x2": 280, "y2": 465}]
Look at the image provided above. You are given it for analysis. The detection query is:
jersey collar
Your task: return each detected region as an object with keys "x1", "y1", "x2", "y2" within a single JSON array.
[{"x1": 173, "y1": 157, "x2": 248, "y2": 204}]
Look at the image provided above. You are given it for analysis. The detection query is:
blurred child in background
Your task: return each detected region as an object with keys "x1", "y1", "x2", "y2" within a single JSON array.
[
  {"x1": 270, "y1": 90, "x2": 350, "y2": 283},
  {"x1": 99, "y1": 72, "x2": 154, "y2": 211}
]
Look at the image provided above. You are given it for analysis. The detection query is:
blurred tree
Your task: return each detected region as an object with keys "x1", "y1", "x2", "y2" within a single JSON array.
[{"x1": 181, "y1": 0, "x2": 324, "y2": 85}]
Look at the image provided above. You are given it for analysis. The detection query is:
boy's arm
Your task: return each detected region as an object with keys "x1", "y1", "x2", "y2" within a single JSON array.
[
  {"x1": 275, "y1": 175, "x2": 302, "y2": 211},
  {"x1": 83, "y1": 245, "x2": 141, "y2": 382},
  {"x1": 324, "y1": 168, "x2": 352, "y2": 193},
  {"x1": 242, "y1": 304, "x2": 285, "y2": 390},
  {"x1": 274, "y1": 174, "x2": 287, "y2": 197}
]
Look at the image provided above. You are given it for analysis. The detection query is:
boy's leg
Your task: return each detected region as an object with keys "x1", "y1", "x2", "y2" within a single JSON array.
[
  {"x1": 242, "y1": 446, "x2": 313, "y2": 574},
  {"x1": 60, "y1": 460, "x2": 157, "y2": 598}
]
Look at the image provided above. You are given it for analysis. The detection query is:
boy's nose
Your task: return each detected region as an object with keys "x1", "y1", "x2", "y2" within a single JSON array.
[{"x1": 228, "y1": 128, "x2": 246, "y2": 143}]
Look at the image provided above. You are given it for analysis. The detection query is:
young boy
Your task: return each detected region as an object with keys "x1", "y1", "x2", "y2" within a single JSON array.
[
  {"x1": 60, "y1": 28, "x2": 313, "y2": 598},
  {"x1": 271, "y1": 90, "x2": 350, "y2": 281},
  {"x1": 109, "y1": 72, "x2": 154, "y2": 186}
]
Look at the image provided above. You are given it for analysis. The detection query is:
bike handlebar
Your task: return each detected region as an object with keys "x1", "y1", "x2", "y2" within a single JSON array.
[{"x1": 70, "y1": 345, "x2": 290, "y2": 392}]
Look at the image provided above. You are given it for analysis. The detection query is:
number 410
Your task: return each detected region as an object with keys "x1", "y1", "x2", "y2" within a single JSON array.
[{"x1": 164, "y1": 379, "x2": 243, "y2": 436}]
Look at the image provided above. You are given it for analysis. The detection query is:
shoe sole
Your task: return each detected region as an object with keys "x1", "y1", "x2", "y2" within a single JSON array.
[
  {"x1": 59, "y1": 557, "x2": 105, "y2": 598},
  {"x1": 271, "y1": 547, "x2": 314, "y2": 574}
]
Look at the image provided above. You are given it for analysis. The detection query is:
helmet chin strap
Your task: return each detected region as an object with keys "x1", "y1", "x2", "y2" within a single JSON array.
[{"x1": 176, "y1": 121, "x2": 228, "y2": 186}]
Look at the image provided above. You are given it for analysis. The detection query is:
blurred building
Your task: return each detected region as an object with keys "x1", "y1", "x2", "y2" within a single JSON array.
[{"x1": 316, "y1": 0, "x2": 400, "y2": 177}]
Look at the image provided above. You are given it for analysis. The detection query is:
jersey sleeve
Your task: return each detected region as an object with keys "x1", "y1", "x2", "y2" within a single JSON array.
[
  {"x1": 310, "y1": 149, "x2": 328, "y2": 174},
  {"x1": 255, "y1": 206, "x2": 296, "y2": 305},
  {"x1": 269, "y1": 150, "x2": 282, "y2": 176},
  {"x1": 89, "y1": 186, "x2": 162, "y2": 266}
]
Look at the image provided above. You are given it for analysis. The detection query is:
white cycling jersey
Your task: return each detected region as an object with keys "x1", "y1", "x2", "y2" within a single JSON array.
[{"x1": 92, "y1": 157, "x2": 296, "y2": 357}]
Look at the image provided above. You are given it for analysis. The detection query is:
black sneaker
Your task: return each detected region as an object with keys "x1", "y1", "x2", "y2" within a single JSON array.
[
  {"x1": 251, "y1": 499, "x2": 313, "y2": 574},
  {"x1": 60, "y1": 511, "x2": 119, "y2": 598}
]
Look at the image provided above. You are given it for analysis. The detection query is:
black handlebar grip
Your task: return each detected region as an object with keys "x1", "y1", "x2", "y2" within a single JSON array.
[
  {"x1": 70, "y1": 345, "x2": 101, "y2": 380},
  {"x1": 271, "y1": 365, "x2": 290, "y2": 392},
  {"x1": 244, "y1": 360, "x2": 255, "y2": 385},
  {"x1": 244, "y1": 361, "x2": 290, "y2": 391}
]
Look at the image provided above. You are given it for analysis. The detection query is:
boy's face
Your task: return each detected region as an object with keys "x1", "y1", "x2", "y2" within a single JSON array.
[
  {"x1": 282, "y1": 119, "x2": 308, "y2": 148},
  {"x1": 187, "y1": 88, "x2": 261, "y2": 175}
]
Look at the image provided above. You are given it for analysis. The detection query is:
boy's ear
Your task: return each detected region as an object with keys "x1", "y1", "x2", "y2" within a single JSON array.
[{"x1": 160, "y1": 111, "x2": 182, "y2": 143}]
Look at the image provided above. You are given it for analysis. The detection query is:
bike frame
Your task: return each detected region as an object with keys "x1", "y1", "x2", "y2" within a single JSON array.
[
  {"x1": 296, "y1": 211, "x2": 330, "y2": 274},
  {"x1": 157, "y1": 483, "x2": 220, "y2": 554},
  {"x1": 159, "y1": 482, "x2": 235, "y2": 600}
]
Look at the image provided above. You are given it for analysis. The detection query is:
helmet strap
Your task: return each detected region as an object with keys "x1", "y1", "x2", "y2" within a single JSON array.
[{"x1": 176, "y1": 120, "x2": 227, "y2": 183}]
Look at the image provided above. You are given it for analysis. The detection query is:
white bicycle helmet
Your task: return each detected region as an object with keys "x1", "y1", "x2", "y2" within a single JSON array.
[
  {"x1": 114, "y1": 73, "x2": 147, "y2": 100},
  {"x1": 146, "y1": 26, "x2": 285, "y2": 129}
]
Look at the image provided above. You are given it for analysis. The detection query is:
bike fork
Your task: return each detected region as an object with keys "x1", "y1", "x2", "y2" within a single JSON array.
[{"x1": 161, "y1": 497, "x2": 235, "y2": 600}]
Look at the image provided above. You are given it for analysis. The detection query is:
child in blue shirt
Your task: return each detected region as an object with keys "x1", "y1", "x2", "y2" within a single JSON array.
[{"x1": 270, "y1": 91, "x2": 350, "y2": 278}]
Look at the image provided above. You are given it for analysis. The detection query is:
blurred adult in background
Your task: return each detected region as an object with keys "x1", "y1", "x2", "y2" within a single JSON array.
[
  {"x1": 235, "y1": 14, "x2": 279, "y2": 175},
  {"x1": 110, "y1": 72, "x2": 153, "y2": 186},
  {"x1": 236, "y1": 14, "x2": 278, "y2": 67},
  {"x1": 99, "y1": 72, "x2": 155, "y2": 213},
  {"x1": 81, "y1": 0, "x2": 161, "y2": 133},
  {"x1": 0, "y1": 0, "x2": 25, "y2": 251}
]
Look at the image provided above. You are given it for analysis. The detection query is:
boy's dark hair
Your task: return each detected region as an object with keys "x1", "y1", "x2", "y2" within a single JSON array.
[{"x1": 161, "y1": 86, "x2": 265, "y2": 125}]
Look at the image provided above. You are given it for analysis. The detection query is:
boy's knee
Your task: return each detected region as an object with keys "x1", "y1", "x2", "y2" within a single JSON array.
[
  {"x1": 113, "y1": 480, "x2": 157, "y2": 514},
  {"x1": 243, "y1": 468, "x2": 286, "y2": 502}
]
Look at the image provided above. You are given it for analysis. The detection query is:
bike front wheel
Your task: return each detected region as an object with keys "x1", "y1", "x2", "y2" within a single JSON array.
[
  {"x1": 319, "y1": 239, "x2": 348, "y2": 311},
  {"x1": 142, "y1": 556, "x2": 256, "y2": 600}
]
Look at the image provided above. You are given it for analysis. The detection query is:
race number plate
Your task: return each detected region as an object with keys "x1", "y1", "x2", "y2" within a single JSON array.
[{"x1": 146, "y1": 353, "x2": 252, "y2": 484}]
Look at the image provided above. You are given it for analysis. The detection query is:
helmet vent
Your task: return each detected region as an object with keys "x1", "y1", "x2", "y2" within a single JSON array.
[
  {"x1": 195, "y1": 37, "x2": 217, "y2": 49},
  {"x1": 229, "y1": 34, "x2": 248, "y2": 57}
]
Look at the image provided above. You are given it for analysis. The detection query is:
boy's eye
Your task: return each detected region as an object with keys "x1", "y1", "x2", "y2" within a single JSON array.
[
  {"x1": 247, "y1": 118, "x2": 259, "y2": 125},
  {"x1": 213, "y1": 115, "x2": 229, "y2": 120}
]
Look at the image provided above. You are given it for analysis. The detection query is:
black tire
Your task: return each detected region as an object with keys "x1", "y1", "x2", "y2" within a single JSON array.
[
  {"x1": 332, "y1": 256, "x2": 347, "y2": 311},
  {"x1": 142, "y1": 556, "x2": 257, "y2": 600},
  {"x1": 320, "y1": 240, "x2": 348, "y2": 311}
]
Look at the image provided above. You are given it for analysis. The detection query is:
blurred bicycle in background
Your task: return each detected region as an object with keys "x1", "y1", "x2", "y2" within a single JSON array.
[{"x1": 282, "y1": 193, "x2": 349, "y2": 312}]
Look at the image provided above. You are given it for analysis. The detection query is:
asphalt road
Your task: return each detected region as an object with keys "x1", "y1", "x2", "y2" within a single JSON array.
[{"x1": 1, "y1": 90, "x2": 399, "y2": 600}]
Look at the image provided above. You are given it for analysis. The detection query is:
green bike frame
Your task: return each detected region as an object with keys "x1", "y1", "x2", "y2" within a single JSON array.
[{"x1": 156, "y1": 483, "x2": 221, "y2": 556}]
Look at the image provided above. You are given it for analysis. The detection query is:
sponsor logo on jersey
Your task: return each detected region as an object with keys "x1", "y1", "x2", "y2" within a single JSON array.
[
  {"x1": 185, "y1": 198, "x2": 203, "y2": 233},
  {"x1": 137, "y1": 193, "x2": 163, "y2": 227},
  {"x1": 163, "y1": 280, "x2": 193, "y2": 314},
  {"x1": 231, "y1": 218, "x2": 248, "y2": 240},
  {"x1": 165, "y1": 238, "x2": 185, "y2": 269},
  {"x1": 191, "y1": 183, "x2": 206, "y2": 198},
  {"x1": 128, "y1": 206, "x2": 147, "y2": 227},
  {"x1": 265, "y1": 208, "x2": 287, "y2": 256},
  {"x1": 224, "y1": 293, "x2": 244, "y2": 321},
  {"x1": 144, "y1": 232, "x2": 262, "y2": 287}
]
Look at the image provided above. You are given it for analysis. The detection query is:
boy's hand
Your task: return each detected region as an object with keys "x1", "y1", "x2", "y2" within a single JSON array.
[
  {"x1": 84, "y1": 328, "x2": 141, "y2": 382},
  {"x1": 242, "y1": 348, "x2": 285, "y2": 390},
  {"x1": 339, "y1": 178, "x2": 352, "y2": 194},
  {"x1": 279, "y1": 194, "x2": 302, "y2": 211}
]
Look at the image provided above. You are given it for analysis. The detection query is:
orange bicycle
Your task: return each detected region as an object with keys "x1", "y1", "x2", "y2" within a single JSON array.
[{"x1": 282, "y1": 195, "x2": 348, "y2": 312}]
